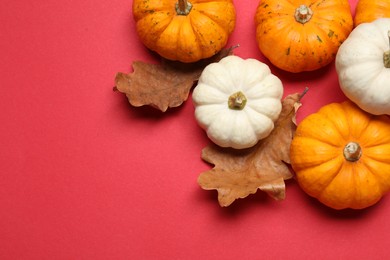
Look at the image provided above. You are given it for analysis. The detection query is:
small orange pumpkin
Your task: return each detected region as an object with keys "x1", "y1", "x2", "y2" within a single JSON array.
[
  {"x1": 254, "y1": 0, "x2": 353, "y2": 73},
  {"x1": 290, "y1": 101, "x2": 390, "y2": 210},
  {"x1": 354, "y1": 0, "x2": 390, "y2": 27},
  {"x1": 132, "y1": 0, "x2": 236, "y2": 63}
]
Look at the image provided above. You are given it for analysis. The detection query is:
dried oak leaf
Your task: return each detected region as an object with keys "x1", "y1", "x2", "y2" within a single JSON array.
[
  {"x1": 198, "y1": 90, "x2": 307, "y2": 207},
  {"x1": 114, "y1": 47, "x2": 236, "y2": 112}
]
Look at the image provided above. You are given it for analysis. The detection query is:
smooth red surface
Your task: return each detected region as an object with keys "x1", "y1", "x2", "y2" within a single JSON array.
[{"x1": 1, "y1": 0, "x2": 390, "y2": 259}]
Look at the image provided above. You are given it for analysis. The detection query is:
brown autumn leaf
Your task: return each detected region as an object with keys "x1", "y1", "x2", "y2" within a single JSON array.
[
  {"x1": 197, "y1": 89, "x2": 308, "y2": 207},
  {"x1": 114, "y1": 46, "x2": 237, "y2": 112}
]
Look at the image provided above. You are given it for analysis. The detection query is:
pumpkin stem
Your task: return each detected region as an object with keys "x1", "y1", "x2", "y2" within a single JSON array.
[
  {"x1": 294, "y1": 5, "x2": 313, "y2": 24},
  {"x1": 176, "y1": 0, "x2": 192, "y2": 15},
  {"x1": 384, "y1": 30, "x2": 390, "y2": 68},
  {"x1": 343, "y1": 142, "x2": 362, "y2": 162},
  {"x1": 228, "y1": 91, "x2": 247, "y2": 110}
]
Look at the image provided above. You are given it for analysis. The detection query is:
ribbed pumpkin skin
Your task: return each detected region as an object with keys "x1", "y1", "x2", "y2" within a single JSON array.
[
  {"x1": 255, "y1": 0, "x2": 353, "y2": 73},
  {"x1": 290, "y1": 101, "x2": 390, "y2": 210},
  {"x1": 132, "y1": 0, "x2": 236, "y2": 63},
  {"x1": 335, "y1": 18, "x2": 390, "y2": 116},
  {"x1": 354, "y1": 0, "x2": 390, "y2": 27}
]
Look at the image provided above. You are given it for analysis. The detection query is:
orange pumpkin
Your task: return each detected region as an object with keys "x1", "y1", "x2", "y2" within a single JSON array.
[
  {"x1": 290, "y1": 101, "x2": 390, "y2": 210},
  {"x1": 132, "y1": 0, "x2": 236, "y2": 63},
  {"x1": 354, "y1": 0, "x2": 390, "y2": 27},
  {"x1": 254, "y1": 0, "x2": 353, "y2": 73}
]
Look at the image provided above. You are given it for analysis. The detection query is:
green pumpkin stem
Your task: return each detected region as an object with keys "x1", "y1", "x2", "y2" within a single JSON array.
[
  {"x1": 176, "y1": 0, "x2": 192, "y2": 15},
  {"x1": 384, "y1": 30, "x2": 390, "y2": 68},
  {"x1": 294, "y1": 5, "x2": 313, "y2": 24},
  {"x1": 228, "y1": 91, "x2": 247, "y2": 110},
  {"x1": 343, "y1": 142, "x2": 362, "y2": 162}
]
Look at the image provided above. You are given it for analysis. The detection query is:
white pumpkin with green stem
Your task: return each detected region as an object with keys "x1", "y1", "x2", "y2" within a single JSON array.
[
  {"x1": 192, "y1": 56, "x2": 283, "y2": 149},
  {"x1": 336, "y1": 18, "x2": 390, "y2": 115}
]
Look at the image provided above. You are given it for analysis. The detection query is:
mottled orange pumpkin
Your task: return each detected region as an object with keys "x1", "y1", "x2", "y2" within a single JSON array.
[
  {"x1": 354, "y1": 0, "x2": 390, "y2": 27},
  {"x1": 290, "y1": 101, "x2": 390, "y2": 210},
  {"x1": 255, "y1": 0, "x2": 353, "y2": 73},
  {"x1": 132, "y1": 0, "x2": 236, "y2": 63}
]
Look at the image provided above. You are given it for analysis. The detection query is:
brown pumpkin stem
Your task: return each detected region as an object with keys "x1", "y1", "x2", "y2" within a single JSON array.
[
  {"x1": 343, "y1": 142, "x2": 362, "y2": 162},
  {"x1": 384, "y1": 30, "x2": 390, "y2": 68},
  {"x1": 228, "y1": 91, "x2": 247, "y2": 110},
  {"x1": 176, "y1": 0, "x2": 192, "y2": 15},
  {"x1": 294, "y1": 5, "x2": 313, "y2": 24}
]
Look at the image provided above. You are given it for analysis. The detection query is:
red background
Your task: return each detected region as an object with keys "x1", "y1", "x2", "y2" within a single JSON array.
[{"x1": 2, "y1": 0, "x2": 390, "y2": 259}]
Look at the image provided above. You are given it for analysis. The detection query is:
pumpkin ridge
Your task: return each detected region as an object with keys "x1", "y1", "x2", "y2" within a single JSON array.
[
  {"x1": 317, "y1": 161, "x2": 357, "y2": 209},
  {"x1": 317, "y1": 103, "x2": 351, "y2": 140},
  {"x1": 352, "y1": 23, "x2": 387, "y2": 49},
  {"x1": 290, "y1": 136, "x2": 341, "y2": 170},
  {"x1": 360, "y1": 158, "x2": 384, "y2": 186},
  {"x1": 364, "y1": 142, "x2": 390, "y2": 151},
  {"x1": 361, "y1": 157, "x2": 390, "y2": 193},
  {"x1": 188, "y1": 11, "x2": 226, "y2": 58},
  {"x1": 193, "y1": 85, "x2": 229, "y2": 105},
  {"x1": 261, "y1": 24, "x2": 298, "y2": 70},
  {"x1": 296, "y1": 134, "x2": 341, "y2": 150},
  {"x1": 198, "y1": 62, "x2": 236, "y2": 93},
  {"x1": 307, "y1": 15, "x2": 347, "y2": 67},
  {"x1": 227, "y1": 111, "x2": 254, "y2": 148},
  {"x1": 132, "y1": 1, "x2": 173, "y2": 22},
  {"x1": 191, "y1": 11, "x2": 228, "y2": 37},
  {"x1": 342, "y1": 57, "x2": 381, "y2": 75},
  {"x1": 194, "y1": 2, "x2": 235, "y2": 32},
  {"x1": 246, "y1": 97, "x2": 282, "y2": 120},
  {"x1": 299, "y1": 155, "x2": 344, "y2": 196},
  {"x1": 296, "y1": 147, "x2": 342, "y2": 171},
  {"x1": 338, "y1": 102, "x2": 370, "y2": 140},
  {"x1": 154, "y1": 16, "x2": 187, "y2": 59},
  {"x1": 338, "y1": 63, "x2": 385, "y2": 107},
  {"x1": 297, "y1": 111, "x2": 346, "y2": 147},
  {"x1": 256, "y1": 0, "x2": 295, "y2": 17},
  {"x1": 241, "y1": 60, "x2": 278, "y2": 93},
  {"x1": 300, "y1": 25, "x2": 332, "y2": 70},
  {"x1": 242, "y1": 109, "x2": 261, "y2": 140},
  {"x1": 192, "y1": 0, "x2": 228, "y2": 3},
  {"x1": 195, "y1": 104, "x2": 226, "y2": 128},
  {"x1": 245, "y1": 106, "x2": 274, "y2": 134},
  {"x1": 363, "y1": 64, "x2": 389, "y2": 91},
  {"x1": 354, "y1": 0, "x2": 390, "y2": 26},
  {"x1": 176, "y1": 15, "x2": 202, "y2": 60},
  {"x1": 244, "y1": 82, "x2": 280, "y2": 98},
  {"x1": 136, "y1": 12, "x2": 174, "y2": 50},
  {"x1": 364, "y1": 144, "x2": 390, "y2": 161},
  {"x1": 349, "y1": 163, "x2": 364, "y2": 209},
  {"x1": 310, "y1": 17, "x2": 350, "y2": 51},
  {"x1": 350, "y1": 161, "x2": 384, "y2": 209},
  {"x1": 362, "y1": 70, "x2": 388, "y2": 103}
]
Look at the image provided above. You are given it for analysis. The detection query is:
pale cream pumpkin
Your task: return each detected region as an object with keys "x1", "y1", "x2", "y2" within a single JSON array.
[
  {"x1": 192, "y1": 56, "x2": 283, "y2": 149},
  {"x1": 336, "y1": 18, "x2": 390, "y2": 115}
]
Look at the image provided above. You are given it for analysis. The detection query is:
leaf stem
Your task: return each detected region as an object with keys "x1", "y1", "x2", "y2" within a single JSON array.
[{"x1": 299, "y1": 87, "x2": 309, "y2": 101}]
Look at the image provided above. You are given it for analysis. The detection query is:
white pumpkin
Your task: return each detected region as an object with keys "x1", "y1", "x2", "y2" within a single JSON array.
[
  {"x1": 336, "y1": 18, "x2": 390, "y2": 115},
  {"x1": 192, "y1": 55, "x2": 283, "y2": 149}
]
